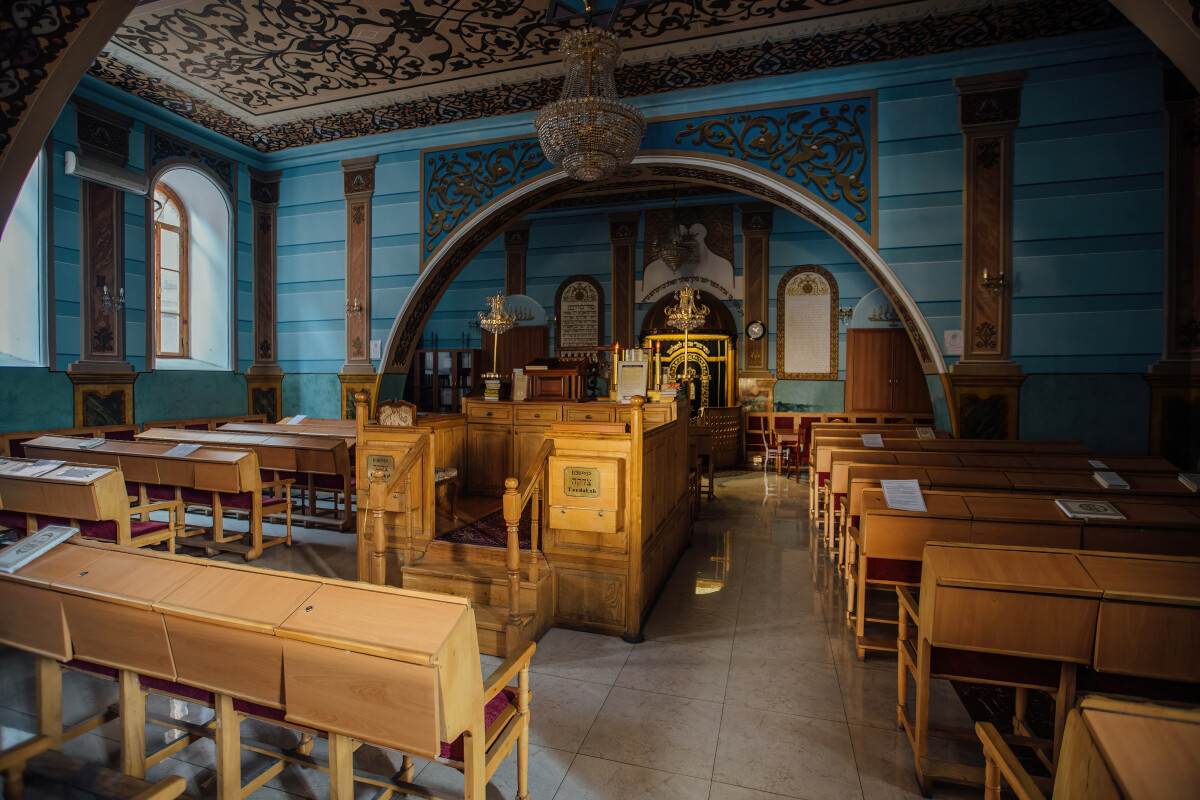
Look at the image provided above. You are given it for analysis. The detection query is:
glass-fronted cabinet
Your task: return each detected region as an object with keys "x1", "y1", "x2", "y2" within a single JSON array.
[{"x1": 408, "y1": 348, "x2": 482, "y2": 412}]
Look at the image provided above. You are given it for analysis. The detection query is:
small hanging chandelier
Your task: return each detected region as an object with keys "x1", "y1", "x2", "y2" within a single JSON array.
[
  {"x1": 656, "y1": 189, "x2": 698, "y2": 271},
  {"x1": 666, "y1": 285, "x2": 709, "y2": 400},
  {"x1": 479, "y1": 293, "x2": 517, "y2": 378},
  {"x1": 534, "y1": 6, "x2": 646, "y2": 182}
]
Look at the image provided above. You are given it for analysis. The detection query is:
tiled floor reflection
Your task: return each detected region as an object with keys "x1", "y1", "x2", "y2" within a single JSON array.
[{"x1": 0, "y1": 470, "x2": 981, "y2": 799}]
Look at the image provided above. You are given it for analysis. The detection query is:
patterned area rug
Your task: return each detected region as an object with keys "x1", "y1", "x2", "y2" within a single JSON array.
[{"x1": 438, "y1": 506, "x2": 533, "y2": 550}]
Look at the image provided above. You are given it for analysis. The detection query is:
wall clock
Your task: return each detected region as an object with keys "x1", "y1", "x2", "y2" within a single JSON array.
[{"x1": 746, "y1": 320, "x2": 765, "y2": 340}]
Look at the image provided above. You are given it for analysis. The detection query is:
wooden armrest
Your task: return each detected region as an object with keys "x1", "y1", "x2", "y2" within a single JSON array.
[
  {"x1": 0, "y1": 735, "x2": 55, "y2": 771},
  {"x1": 131, "y1": 774, "x2": 188, "y2": 800},
  {"x1": 847, "y1": 526, "x2": 862, "y2": 545},
  {"x1": 261, "y1": 478, "x2": 296, "y2": 491},
  {"x1": 896, "y1": 586, "x2": 919, "y2": 621},
  {"x1": 975, "y1": 722, "x2": 1046, "y2": 800},
  {"x1": 483, "y1": 641, "x2": 535, "y2": 704}
]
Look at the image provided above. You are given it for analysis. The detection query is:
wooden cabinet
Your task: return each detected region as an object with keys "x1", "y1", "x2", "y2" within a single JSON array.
[
  {"x1": 844, "y1": 329, "x2": 932, "y2": 414},
  {"x1": 466, "y1": 423, "x2": 510, "y2": 495},
  {"x1": 407, "y1": 349, "x2": 482, "y2": 412}
]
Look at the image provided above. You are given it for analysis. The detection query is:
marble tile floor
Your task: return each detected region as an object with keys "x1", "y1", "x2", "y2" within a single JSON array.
[{"x1": 0, "y1": 471, "x2": 981, "y2": 799}]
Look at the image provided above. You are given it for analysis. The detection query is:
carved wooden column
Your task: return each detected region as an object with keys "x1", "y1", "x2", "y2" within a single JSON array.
[
  {"x1": 1146, "y1": 65, "x2": 1200, "y2": 468},
  {"x1": 505, "y1": 222, "x2": 530, "y2": 297},
  {"x1": 68, "y1": 98, "x2": 136, "y2": 427},
  {"x1": 608, "y1": 212, "x2": 639, "y2": 348},
  {"x1": 338, "y1": 156, "x2": 377, "y2": 419},
  {"x1": 245, "y1": 168, "x2": 283, "y2": 422},
  {"x1": 947, "y1": 71, "x2": 1027, "y2": 439},
  {"x1": 738, "y1": 203, "x2": 776, "y2": 409}
]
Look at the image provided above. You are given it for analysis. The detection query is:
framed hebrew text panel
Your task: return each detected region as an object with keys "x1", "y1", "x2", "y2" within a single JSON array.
[{"x1": 777, "y1": 265, "x2": 839, "y2": 380}]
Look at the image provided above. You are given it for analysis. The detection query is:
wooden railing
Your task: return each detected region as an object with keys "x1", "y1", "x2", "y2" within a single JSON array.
[
  {"x1": 364, "y1": 436, "x2": 430, "y2": 585},
  {"x1": 502, "y1": 439, "x2": 554, "y2": 642}
]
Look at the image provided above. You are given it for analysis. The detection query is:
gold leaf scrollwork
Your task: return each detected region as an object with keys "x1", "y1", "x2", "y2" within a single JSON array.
[
  {"x1": 674, "y1": 103, "x2": 869, "y2": 222},
  {"x1": 786, "y1": 273, "x2": 829, "y2": 296},
  {"x1": 424, "y1": 141, "x2": 546, "y2": 252}
]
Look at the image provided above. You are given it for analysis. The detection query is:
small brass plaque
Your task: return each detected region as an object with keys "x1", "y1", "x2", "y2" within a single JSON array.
[
  {"x1": 366, "y1": 453, "x2": 395, "y2": 480},
  {"x1": 563, "y1": 466, "x2": 601, "y2": 498}
]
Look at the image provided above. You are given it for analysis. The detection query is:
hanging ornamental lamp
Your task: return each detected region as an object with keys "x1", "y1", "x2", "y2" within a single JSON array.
[
  {"x1": 656, "y1": 189, "x2": 698, "y2": 271},
  {"x1": 534, "y1": 19, "x2": 646, "y2": 182}
]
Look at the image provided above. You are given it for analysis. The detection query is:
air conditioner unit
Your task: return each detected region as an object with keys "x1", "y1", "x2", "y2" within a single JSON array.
[{"x1": 64, "y1": 150, "x2": 149, "y2": 195}]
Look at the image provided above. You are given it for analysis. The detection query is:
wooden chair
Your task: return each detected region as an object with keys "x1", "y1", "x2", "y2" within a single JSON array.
[
  {"x1": 378, "y1": 397, "x2": 459, "y2": 522},
  {"x1": 777, "y1": 433, "x2": 801, "y2": 479},
  {"x1": 977, "y1": 696, "x2": 1200, "y2": 800}
]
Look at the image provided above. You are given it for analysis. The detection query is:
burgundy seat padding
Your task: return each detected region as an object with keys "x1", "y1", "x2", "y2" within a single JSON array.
[
  {"x1": 184, "y1": 424, "x2": 209, "y2": 431},
  {"x1": 930, "y1": 647, "x2": 1061, "y2": 688},
  {"x1": 139, "y1": 675, "x2": 214, "y2": 705},
  {"x1": 146, "y1": 484, "x2": 177, "y2": 501},
  {"x1": 219, "y1": 492, "x2": 289, "y2": 510},
  {"x1": 865, "y1": 558, "x2": 922, "y2": 584},
  {"x1": 9, "y1": 439, "x2": 31, "y2": 458},
  {"x1": 0, "y1": 510, "x2": 28, "y2": 529},
  {"x1": 106, "y1": 430, "x2": 136, "y2": 441},
  {"x1": 65, "y1": 659, "x2": 118, "y2": 679},
  {"x1": 125, "y1": 481, "x2": 140, "y2": 497},
  {"x1": 77, "y1": 520, "x2": 118, "y2": 542},
  {"x1": 440, "y1": 689, "x2": 515, "y2": 761},
  {"x1": 313, "y1": 474, "x2": 346, "y2": 490}
]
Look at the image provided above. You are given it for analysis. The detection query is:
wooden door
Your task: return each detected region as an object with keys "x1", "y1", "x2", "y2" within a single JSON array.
[
  {"x1": 845, "y1": 330, "x2": 894, "y2": 412},
  {"x1": 467, "y1": 424, "x2": 510, "y2": 496},
  {"x1": 890, "y1": 334, "x2": 932, "y2": 413}
]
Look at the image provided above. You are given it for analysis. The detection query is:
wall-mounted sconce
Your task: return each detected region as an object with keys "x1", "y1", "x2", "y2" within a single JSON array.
[
  {"x1": 100, "y1": 284, "x2": 125, "y2": 313},
  {"x1": 345, "y1": 297, "x2": 363, "y2": 318},
  {"x1": 838, "y1": 307, "x2": 854, "y2": 326},
  {"x1": 981, "y1": 267, "x2": 1006, "y2": 292}
]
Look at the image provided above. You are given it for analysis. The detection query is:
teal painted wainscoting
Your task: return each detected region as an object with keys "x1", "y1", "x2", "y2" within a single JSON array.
[
  {"x1": 1019, "y1": 373, "x2": 1150, "y2": 455},
  {"x1": 282, "y1": 373, "x2": 342, "y2": 420},
  {"x1": 0, "y1": 369, "x2": 75, "y2": 432},
  {"x1": 134, "y1": 371, "x2": 249, "y2": 422},
  {"x1": 774, "y1": 380, "x2": 845, "y2": 413}
]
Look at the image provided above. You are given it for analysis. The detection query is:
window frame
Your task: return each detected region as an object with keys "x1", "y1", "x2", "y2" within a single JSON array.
[{"x1": 153, "y1": 182, "x2": 190, "y2": 359}]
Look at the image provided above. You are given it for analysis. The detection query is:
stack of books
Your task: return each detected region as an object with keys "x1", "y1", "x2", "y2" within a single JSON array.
[
  {"x1": 483, "y1": 378, "x2": 502, "y2": 401},
  {"x1": 659, "y1": 382, "x2": 679, "y2": 399}
]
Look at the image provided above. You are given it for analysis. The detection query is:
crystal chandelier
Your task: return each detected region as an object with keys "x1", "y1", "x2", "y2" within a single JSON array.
[
  {"x1": 534, "y1": 13, "x2": 645, "y2": 182},
  {"x1": 479, "y1": 293, "x2": 517, "y2": 378},
  {"x1": 656, "y1": 190, "x2": 698, "y2": 271}
]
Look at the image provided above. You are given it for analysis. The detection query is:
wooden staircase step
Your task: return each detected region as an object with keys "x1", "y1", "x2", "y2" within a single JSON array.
[
  {"x1": 473, "y1": 603, "x2": 537, "y2": 632},
  {"x1": 424, "y1": 538, "x2": 542, "y2": 565},
  {"x1": 402, "y1": 556, "x2": 545, "y2": 588}
]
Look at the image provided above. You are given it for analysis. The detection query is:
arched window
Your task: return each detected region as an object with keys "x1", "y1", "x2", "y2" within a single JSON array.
[
  {"x1": 154, "y1": 183, "x2": 189, "y2": 358},
  {"x1": 151, "y1": 167, "x2": 232, "y2": 370},
  {"x1": 0, "y1": 150, "x2": 46, "y2": 367}
]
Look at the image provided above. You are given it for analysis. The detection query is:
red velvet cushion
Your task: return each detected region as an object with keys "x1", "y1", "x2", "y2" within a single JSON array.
[
  {"x1": 131, "y1": 520, "x2": 169, "y2": 537},
  {"x1": 139, "y1": 675, "x2": 214, "y2": 704},
  {"x1": 220, "y1": 491, "x2": 288, "y2": 510},
  {"x1": 439, "y1": 689, "x2": 515, "y2": 761},
  {"x1": 146, "y1": 484, "x2": 176, "y2": 501},
  {"x1": 106, "y1": 430, "x2": 136, "y2": 441},
  {"x1": 64, "y1": 659, "x2": 118, "y2": 679},
  {"x1": 77, "y1": 520, "x2": 117, "y2": 542},
  {"x1": 313, "y1": 474, "x2": 346, "y2": 490},
  {"x1": 184, "y1": 424, "x2": 209, "y2": 431},
  {"x1": 234, "y1": 699, "x2": 287, "y2": 721},
  {"x1": 0, "y1": 510, "x2": 28, "y2": 529},
  {"x1": 9, "y1": 438, "x2": 32, "y2": 458},
  {"x1": 866, "y1": 558, "x2": 922, "y2": 584}
]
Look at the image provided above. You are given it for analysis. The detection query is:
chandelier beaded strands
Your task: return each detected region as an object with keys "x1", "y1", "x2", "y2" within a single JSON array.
[
  {"x1": 666, "y1": 285, "x2": 709, "y2": 399},
  {"x1": 534, "y1": 1, "x2": 646, "y2": 182}
]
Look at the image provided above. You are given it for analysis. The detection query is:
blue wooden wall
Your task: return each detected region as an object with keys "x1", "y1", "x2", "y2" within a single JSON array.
[{"x1": 0, "y1": 26, "x2": 1171, "y2": 450}]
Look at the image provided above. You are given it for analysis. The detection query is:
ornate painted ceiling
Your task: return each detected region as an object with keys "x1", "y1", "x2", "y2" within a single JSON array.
[{"x1": 86, "y1": 0, "x2": 1126, "y2": 152}]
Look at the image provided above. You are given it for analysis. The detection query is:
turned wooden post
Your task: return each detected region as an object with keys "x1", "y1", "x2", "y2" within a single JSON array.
[
  {"x1": 529, "y1": 482, "x2": 540, "y2": 582},
  {"x1": 503, "y1": 477, "x2": 522, "y2": 632},
  {"x1": 403, "y1": 472, "x2": 415, "y2": 568},
  {"x1": 517, "y1": 661, "x2": 531, "y2": 800},
  {"x1": 368, "y1": 467, "x2": 388, "y2": 585}
]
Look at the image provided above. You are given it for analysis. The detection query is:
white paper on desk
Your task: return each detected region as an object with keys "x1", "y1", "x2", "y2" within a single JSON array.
[
  {"x1": 0, "y1": 525, "x2": 78, "y2": 573},
  {"x1": 1087, "y1": 459, "x2": 1108, "y2": 469},
  {"x1": 163, "y1": 443, "x2": 201, "y2": 458},
  {"x1": 915, "y1": 427, "x2": 935, "y2": 439},
  {"x1": 77, "y1": 437, "x2": 106, "y2": 449},
  {"x1": 47, "y1": 465, "x2": 110, "y2": 482},
  {"x1": 861, "y1": 433, "x2": 884, "y2": 448},
  {"x1": 10, "y1": 459, "x2": 64, "y2": 478},
  {"x1": 881, "y1": 479, "x2": 927, "y2": 512},
  {"x1": 286, "y1": 414, "x2": 307, "y2": 424},
  {"x1": 0, "y1": 459, "x2": 23, "y2": 474}
]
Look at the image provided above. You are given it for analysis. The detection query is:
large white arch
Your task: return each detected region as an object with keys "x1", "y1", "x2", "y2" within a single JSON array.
[{"x1": 378, "y1": 150, "x2": 945, "y2": 397}]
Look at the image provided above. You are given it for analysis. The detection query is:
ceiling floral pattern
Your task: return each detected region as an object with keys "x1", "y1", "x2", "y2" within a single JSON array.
[{"x1": 85, "y1": 0, "x2": 1125, "y2": 153}]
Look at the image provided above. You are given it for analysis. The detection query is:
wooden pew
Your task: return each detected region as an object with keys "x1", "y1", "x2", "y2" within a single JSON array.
[
  {"x1": 0, "y1": 540, "x2": 534, "y2": 800},
  {"x1": 0, "y1": 424, "x2": 140, "y2": 458},
  {"x1": 135, "y1": 428, "x2": 353, "y2": 531},
  {"x1": 846, "y1": 488, "x2": 1200, "y2": 658},
  {"x1": 896, "y1": 542, "x2": 1200, "y2": 794},
  {"x1": 977, "y1": 696, "x2": 1200, "y2": 800},
  {"x1": 0, "y1": 457, "x2": 181, "y2": 550},
  {"x1": 19, "y1": 436, "x2": 291, "y2": 561},
  {"x1": 141, "y1": 414, "x2": 267, "y2": 431}
]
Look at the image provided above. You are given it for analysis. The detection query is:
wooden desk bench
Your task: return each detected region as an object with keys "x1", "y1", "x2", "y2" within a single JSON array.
[
  {"x1": 896, "y1": 543, "x2": 1200, "y2": 794},
  {"x1": 0, "y1": 424, "x2": 140, "y2": 458},
  {"x1": 141, "y1": 414, "x2": 267, "y2": 432},
  {"x1": 20, "y1": 435, "x2": 292, "y2": 561},
  {"x1": 0, "y1": 457, "x2": 180, "y2": 550},
  {"x1": 0, "y1": 540, "x2": 535, "y2": 800},
  {"x1": 136, "y1": 428, "x2": 353, "y2": 531}
]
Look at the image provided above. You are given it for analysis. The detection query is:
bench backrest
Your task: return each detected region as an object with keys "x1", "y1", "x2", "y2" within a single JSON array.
[{"x1": 136, "y1": 429, "x2": 349, "y2": 478}]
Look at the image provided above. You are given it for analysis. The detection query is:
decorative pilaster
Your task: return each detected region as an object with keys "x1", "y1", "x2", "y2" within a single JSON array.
[
  {"x1": 244, "y1": 168, "x2": 283, "y2": 421},
  {"x1": 608, "y1": 212, "x2": 639, "y2": 347},
  {"x1": 739, "y1": 203, "x2": 774, "y2": 377},
  {"x1": 341, "y1": 156, "x2": 376, "y2": 377},
  {"x1": 69, "y1": 98, "x2": 134, "y2": 375},
  {"x1": 947, "y1": 71, "x2": 1027, "y2": 439},
  {"x1": 1146, "y1": 65, "x2": 1200, "y2": 468},
  {"x1": 504, "y1": 223, "x2": 530, "y2": 296}
]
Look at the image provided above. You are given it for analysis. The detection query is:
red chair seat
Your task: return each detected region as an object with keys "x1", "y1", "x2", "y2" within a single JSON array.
[
  {"x1": 439, "y1": 689, "x2": 516, "y2": 761},
  {"x1": 0, "y1": 510, "x2": 28, "y2": 529}
]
